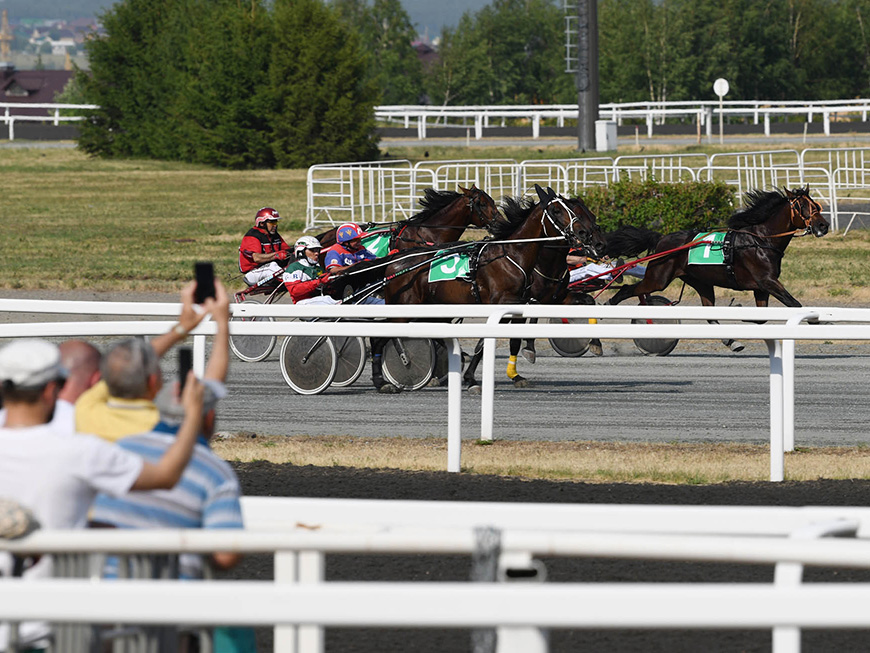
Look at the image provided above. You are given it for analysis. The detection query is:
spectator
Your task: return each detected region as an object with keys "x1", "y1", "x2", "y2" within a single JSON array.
[
  {"x1": 90, "y1": 280, "x2": 243, "y2": 577},
  {"x1": 0, "y1": 338, "x2": 204, "y2": 651},
  {"x1": 0, "y1": 339, "x2": 101, "y2": 435},
  {"x1": 238, "y1": 207, "x2": 291, "y2": 286},
  {"x1": 75, "y1": 281, "x2": 211, "y2": 442}
]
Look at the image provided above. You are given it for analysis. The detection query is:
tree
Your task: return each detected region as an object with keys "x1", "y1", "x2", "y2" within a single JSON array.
[
  {"x1": 269, "y1": 0, "x2": 380, "y2": 167},
  {"x1": 332, "y1": 0, "x2": 425, "y2": 104}
]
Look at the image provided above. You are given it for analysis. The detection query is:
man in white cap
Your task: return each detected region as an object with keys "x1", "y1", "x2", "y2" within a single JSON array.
[
  {"x1": 0, "y1": 338, "x2": 205, "y2": 651},
  {"x1": 90, "y1": 277, "x2": 243, "y2": 578}
]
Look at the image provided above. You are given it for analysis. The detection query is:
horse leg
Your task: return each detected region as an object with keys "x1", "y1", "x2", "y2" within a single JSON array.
[
  {"x1": 521, "y1": 319, "x2": 537, "y2": 364},
  {"x1": 507, "y1": 335, "x2": 530, "y2": 388},
  {"x1": 685, "y1": 279, "x2": 744, "y2": 353},
  {"x1": 370, "y1": 336, "x2": 402, "y2": 394},
  {"x1": 462, "y1": 339, "x2": 485, "y2": 394},
  {"x1": 757, "y1": 280, "x2": 802, "y2": 308}
]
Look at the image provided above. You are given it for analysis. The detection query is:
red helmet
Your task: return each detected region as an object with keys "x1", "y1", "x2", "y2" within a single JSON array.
[
  {"x1": 254, "y1": 207, "x2": 280, "y2": 228},
  {"x1": 336, "y1": 223, "x2": 362, "y2": 244}
]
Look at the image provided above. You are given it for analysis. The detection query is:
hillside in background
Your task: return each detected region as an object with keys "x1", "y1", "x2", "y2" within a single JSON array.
[{"x1": 0, "y1": 0, "x2": 494, "y2": 38}]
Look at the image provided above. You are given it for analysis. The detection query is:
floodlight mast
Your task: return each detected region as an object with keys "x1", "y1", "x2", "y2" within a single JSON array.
[{"x1": 566, "y1": 0, "x2": 599, "y2": 151}]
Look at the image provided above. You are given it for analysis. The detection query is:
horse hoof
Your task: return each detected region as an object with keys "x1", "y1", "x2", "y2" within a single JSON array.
[
  {"x1": 512, "y1": 375, "x2": 531, "y2": 388},
  {"x1": 521, "y1": 348, "x2": 536, "y2": 364},
  {"x1": 427, "y1": 377, "x2": 442, "y2": 388},
  {"x1": 724, "y1": 339, "x2": 745, "y2": 353},
  {"x1": 466, "y1": 384, "x2": 481, "y2": 395},
  {"x1": 589, "y1": 339, "x2": 603, "y2": 357},
  {"x1": 377, "y1": 383, "x2": 402, "y2": 394}
]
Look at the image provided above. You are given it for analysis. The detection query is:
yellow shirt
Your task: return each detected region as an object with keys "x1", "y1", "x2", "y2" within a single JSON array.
[{"x1": 75, "y1": 380, "x2": 160, "y2": 442}]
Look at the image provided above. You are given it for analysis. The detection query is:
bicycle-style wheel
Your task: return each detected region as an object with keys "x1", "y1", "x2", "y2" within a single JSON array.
[
  {"x1": 331, "y1": 336, "x2": 367, "y2": 387},
  {"x1": 229, "y1": 299, "x2": 276, "y2": 363},
  {"x1": 280, "y1": 335, "x2": 337, "y2": 395},
  {"x1": 382, "y1": 338, "x2": 435, "y2": 391},
  {"x1": 547, "y1": 317, "x2": 592, "y2": 358},
  {"x1": 631, "y1": 295, "x2": 679, "y2": 356}
]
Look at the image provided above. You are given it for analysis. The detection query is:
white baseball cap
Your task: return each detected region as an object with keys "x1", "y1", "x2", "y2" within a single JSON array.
[{"x1": 0, "y1": 339, "x2": 68, "y2": 388}]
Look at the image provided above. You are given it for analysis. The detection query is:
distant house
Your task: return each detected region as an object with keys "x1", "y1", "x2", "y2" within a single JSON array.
[
  {"x1": 412, "y1": 41, "x2": 439, "y2": 72},
  {"x1": 0, "y1": 64, "x2": 73, "y2": 114}
]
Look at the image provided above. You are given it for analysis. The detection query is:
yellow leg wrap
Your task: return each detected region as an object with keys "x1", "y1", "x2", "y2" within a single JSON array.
[
  {"x1": 506, "y1": 354, "x2": 519, "y2": 379},
  {"x1": 590, "y1": 318, "x2": 598, "y2": 325}
]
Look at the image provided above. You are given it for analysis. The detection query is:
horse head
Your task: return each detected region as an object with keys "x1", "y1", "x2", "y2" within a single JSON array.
[
  {"x1": 786, "y1": 186, "x2": 829, "y2": 238},
  {"x1": 533, "y1": 185, "x2": 606, "y2": 258},
  {"x1": 459, "y1": 185, "x2": 501, "y2": 231}
]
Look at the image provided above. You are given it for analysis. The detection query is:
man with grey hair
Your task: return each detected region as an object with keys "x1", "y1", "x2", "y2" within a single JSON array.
[
  {"x1": 0, "y1": 337, "x2": 205, "y2": 650},
  {"x1": 91, "y1": 278, "x2": 243, "y2": 577},
  {"x1": 76, "y1": 281, "x2": 211, "y2": 442}
]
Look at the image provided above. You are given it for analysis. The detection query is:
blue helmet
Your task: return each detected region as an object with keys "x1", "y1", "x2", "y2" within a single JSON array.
[{"x1": 336, "y1": 223, "x2": 363, "y2": 244}]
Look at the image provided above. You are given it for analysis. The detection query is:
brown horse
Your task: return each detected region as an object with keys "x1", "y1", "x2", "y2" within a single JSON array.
[
  {"x1": 606, "y1": 186, "x2": 829, "y2": 350},
  {"x1": 315, "y1": 186, "x2": 500, "y2": 253},
  {"x1": 371, "y1": 185, "x2": 607, "y2": 391}
]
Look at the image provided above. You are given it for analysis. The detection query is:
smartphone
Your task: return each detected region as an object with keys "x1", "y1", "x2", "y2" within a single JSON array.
[
  {"x1": 178, "y1": 346, "x2": 193, "y2": 392},
  {"x1": 194, "y1": 261, "x2": 216, "y2": 304}
]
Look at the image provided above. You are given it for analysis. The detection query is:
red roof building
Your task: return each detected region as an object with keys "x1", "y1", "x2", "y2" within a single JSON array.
[{"x1": 0, "y1": 64, "x2": 73, "y2": 114}]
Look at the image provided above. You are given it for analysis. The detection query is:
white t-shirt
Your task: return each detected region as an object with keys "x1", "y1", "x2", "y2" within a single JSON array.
[
  {"x1": 0, "y1": 423, "x2": 143, "y2": 648},
  {"x1": 0, "y1": 398, "x2": 76, "y2": 437}
]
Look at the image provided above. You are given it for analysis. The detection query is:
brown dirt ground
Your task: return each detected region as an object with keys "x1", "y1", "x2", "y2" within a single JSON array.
[{"x1": 228, "y1": 461, "x2": 870, "y2": 652}]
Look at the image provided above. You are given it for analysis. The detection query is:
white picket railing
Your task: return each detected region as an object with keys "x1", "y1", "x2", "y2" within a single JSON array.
[{"x1": 1, "y1": 299, "x2": 869, "y2": 482}]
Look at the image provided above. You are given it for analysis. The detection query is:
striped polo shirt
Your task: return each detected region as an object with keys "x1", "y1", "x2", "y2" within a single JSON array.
[{"x1": 91, "y1": 423, "x2": 244, "y2": 578}]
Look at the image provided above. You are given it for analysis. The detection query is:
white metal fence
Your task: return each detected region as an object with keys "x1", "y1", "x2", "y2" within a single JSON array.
[
  {"x1": 4, "y1": 499, "x2": 870, "y2": 653},
  {"x1": 1, "y1": 299, "x2": 870, "y2": 482},
  {"x1": 307, "y1": 148, "x2": 859, "y2": 230}
]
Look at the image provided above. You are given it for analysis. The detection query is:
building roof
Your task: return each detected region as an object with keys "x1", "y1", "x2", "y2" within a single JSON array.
[{"x1": 0, "y1": 66, "x2": 73, "y2": 112}]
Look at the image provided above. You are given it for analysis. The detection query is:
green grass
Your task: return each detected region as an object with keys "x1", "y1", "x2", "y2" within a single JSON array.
[{"x1": 2, "y1": 141, "x2": 870, "y2": 301}]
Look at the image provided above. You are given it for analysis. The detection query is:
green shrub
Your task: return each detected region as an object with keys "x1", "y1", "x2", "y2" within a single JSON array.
[{"x1": 580, "y1": 179, "x2": 736, "y2": 233}]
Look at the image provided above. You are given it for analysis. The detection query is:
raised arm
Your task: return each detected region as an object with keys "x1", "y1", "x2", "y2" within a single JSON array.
[
  {"x1": 151, "y1": 281, "x2": 210, "y2": 358},
  {"x1": 204, "y1": 280, "x2": 230, "y2": 383}
]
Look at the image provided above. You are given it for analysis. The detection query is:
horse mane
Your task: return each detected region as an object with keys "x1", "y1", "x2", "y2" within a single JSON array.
[
  {"x1": 404, "y1": 188, "x2": 463, "y2": 226},
  {"x1": 728, "y1": 188, "x2": 794, "y2": 229},
  {"x1": 493, "y1": 196, "x2": 536, "y2": 239}
]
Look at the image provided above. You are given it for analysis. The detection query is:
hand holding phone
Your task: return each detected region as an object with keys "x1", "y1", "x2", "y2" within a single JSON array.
[
  {"x1": 178, "y1": 346, "x2": 193, "y2": 392},
  {"x1": 194, "y1": 262, "x2": 216, "y2": 305}
]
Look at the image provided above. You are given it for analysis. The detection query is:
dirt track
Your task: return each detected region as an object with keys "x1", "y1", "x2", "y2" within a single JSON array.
[{"x1": 229, "y1": 462, "x2": 870, "y2": 652}]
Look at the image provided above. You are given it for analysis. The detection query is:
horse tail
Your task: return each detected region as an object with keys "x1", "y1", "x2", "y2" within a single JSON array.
[{"x1": 605, "y1": 225, "x2": 662, "y2": 258}]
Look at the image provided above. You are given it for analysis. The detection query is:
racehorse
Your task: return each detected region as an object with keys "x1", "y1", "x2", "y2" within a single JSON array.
[
  {"x1": 506, "y1": 194, "x2": 605, "y2": 375},
  {"x1": 316, "y1": 186, "x2": 500, "y2": 253},
  {"x1": 369, "y1": 185, "x2": 606, "y2": 392},
  {"x1": 605, "y1": 186, "x2": 829, "y2": 349}
]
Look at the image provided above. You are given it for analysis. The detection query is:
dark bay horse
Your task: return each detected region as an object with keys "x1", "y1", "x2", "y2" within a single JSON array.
[
  {"x1": 371, "y1": 185, "x2": 606, "y2": 391},
  {"x1": 316, "y1": 186, "x2": 500, "y2": 253},
  {"x1": 506, "y1": 194, "x2": 606, "y2": 376},
  {"x1": 606, "y1": 186, "x2": 829, "y2": 349}
]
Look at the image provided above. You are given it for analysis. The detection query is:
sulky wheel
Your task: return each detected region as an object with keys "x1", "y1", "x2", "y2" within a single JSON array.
[
  {"x1": 381, "y1": 338, "x2": 435, "y2": 391},
  {"x1": 631, "y1": 294, "x2": 679, "y2": 356},
  {"x1": 229, "y1": 299, "x2": 276, "y2": 363},
  {"x1": 547, "y1": 317, "x2": 593, "y2": 358},
  {"x1": 330, "y1": 336, "x2": 367, "y2": 387},
  {"x1": 280, "y1": 335, "x2": 337, "y2": 395}
]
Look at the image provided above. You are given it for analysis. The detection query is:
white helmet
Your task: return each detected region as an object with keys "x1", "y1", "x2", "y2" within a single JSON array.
[{"x1": 294, "y1": 236, "x2": 322, "y2": 264}]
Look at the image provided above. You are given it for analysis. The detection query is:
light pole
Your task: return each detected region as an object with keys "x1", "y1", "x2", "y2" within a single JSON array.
[
  {"x1": 575, "y1": 0, "x2": 599, "y2": 151},
  {"x1": 713, "y1": 77, "x2": 729, "y2": 145}
]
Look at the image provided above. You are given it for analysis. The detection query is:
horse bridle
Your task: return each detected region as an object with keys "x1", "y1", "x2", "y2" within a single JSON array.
[
  {"x1": 787, "y1": 194, "x2": 823, "y2": 233},
  {"x1": 542, "y1": 197, "x2": 596, "y2": 254},
  {"x1": 466, "y1": 188, "x2": 496, "y2": 229}
]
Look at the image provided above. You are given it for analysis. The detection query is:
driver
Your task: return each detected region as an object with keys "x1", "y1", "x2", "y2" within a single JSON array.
[
  {"x1": 567, "y1": 249, "x2": 646, "y2": 284},
  {"x1": 238, "y1": 207, "x2": 291, "y2": 286},
  {"x1": 282, "y1": 236, "x2": 339, "y2": 305},
  {"x1": 323, "y1": 223, "x2": 377, "y2": 273}
]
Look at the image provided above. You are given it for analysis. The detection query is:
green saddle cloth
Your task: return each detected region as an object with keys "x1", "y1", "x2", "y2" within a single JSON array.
[
  {"x1": 687, "y1": 231, "x2": 726, "y2": 265},
  {"x1": 428, "y1": 250, "x2": 471, "y2": 282}
]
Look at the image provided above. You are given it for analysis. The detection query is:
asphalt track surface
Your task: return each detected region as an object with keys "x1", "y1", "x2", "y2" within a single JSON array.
[{"x1": 217, "y1": 336, "x2": 870, "y2": 448}]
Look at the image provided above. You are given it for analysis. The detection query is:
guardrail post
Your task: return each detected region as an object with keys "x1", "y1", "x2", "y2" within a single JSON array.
[
  {"x1": 475, "y1": 115, "x2": 483, "y2": 140},
  {"x1": 783, "y1": 313, "x2": 819, "y2": 452},
  {"x1": 481, "y1": 311, "x2": 515, "y2": 442},
  {"x1": 532, "y1": 114, "x2": 540, "y2": 139},
  {"x1": 274, "y1": 551, "x2": 298, "y2": 653},
  {"x1": 447, "y1": 337, "x2": 463, "y2": 472},
  {"x1": 193, "y1": 333, "x2": 206, "y2": 377},
  {"x1": 496, "y1": 551, "x2": 548, "y2": 653},
  {"x1": 417, "y1": 115, "x2": 426, "y2": 140},
  {"x1": 772, "y1": 519, "x2": 859, "y2": 653},
  {"x1": 764, "y1": 113, "x2": 771, "y2": 137},
  {"x1": 8, "y1": 116, "x2": 13, "y2": 141},
  {"x1": 273, "y1": 550, "x2": 325, "y2": 653},
  {"x1": 767, "y1": 339, "x2": 785, "y2": 482},
  {"x1": 646, "y1": 112, "x2": 653, "y2": 138},
  {"x1": 823, "y1": 111, "x2": 831, "y2": 136}
]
